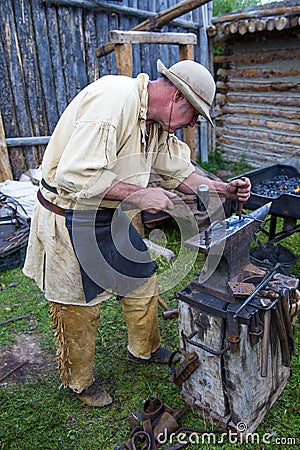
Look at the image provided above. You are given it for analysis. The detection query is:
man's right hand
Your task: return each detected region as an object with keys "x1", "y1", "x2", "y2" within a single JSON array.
[
  {"x1": 127, "y1": 187, "x2": 177, "y2": 214},
  {"x1": 104, "y1": 181, "x2": 177, "y2": 214}
]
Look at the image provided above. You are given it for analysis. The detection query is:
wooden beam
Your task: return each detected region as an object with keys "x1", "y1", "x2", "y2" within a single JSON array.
[
  {"x1": 216, "y1": 127, "x2": 300, "y2": 146},
  {"x1": 217, "y1": 67, "x2": 300, "y2": 80},
  {"x1": 179, "y1": 43, "x2": 196, "y2": 160},
  {"x1": 95, "y1": 0, "x2": 210, "y2": 57},
  {"x1": 0, "y1": 111, "x2": 13, "y2": 181},
  {"x1": 216, "y1": 80, "x2": 300, "y2": 93},
  {"x1": 114, "y1": 44, "x2": 132, "y2": 77},
  {"x1": 212, "y1": 5, "x2": 300, "y2": 24},
  {"x1": 109, "y1": 31, "x2": 197, "y2": 45},
  {"x1": 6, "y1": 136, "x2": 51, "y2": 147},
  {"x1": 214, "y1": 48, "x2": 300, "y2": 65},
  {"x1": 216, "y1": 116, "x2": 300, "y2": 133},
  {"x1": 219, "y1": 104, "x2": 300, "y2": 120}
]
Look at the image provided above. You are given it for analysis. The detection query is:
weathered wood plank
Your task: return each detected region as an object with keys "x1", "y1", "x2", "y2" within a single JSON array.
[
  {"x1": 214, "y1": 47, "x2": 300, "y2": 65},
  {"x1": 83, "y1": 9, "x2": 99, "y2": 84},
  {"x1": 114, "y1": 44, "x2": 133, "y2": 77},
  {"x1": 0, "y1": 6, "x2": 19, "y2": 143},
  {"x1": 45, "y1": 4, "x2": 68, "y2": 116},
  {"x1": 0, "y1": 111, "x2": 13, "y2": 182},
  {"x1": 217, "y1": 93, "x2": 300, "y2": 108},
  {"x1": 108, "y1": 9, "x2": 119, "y2": 75},
  {"x1": 218, "y1": 135, "x2": 300, "y2": 155},
  {"x1": 13, "y1": 0, "x2": 44, "y2": 135},
  {"x1": 74, "y1": 7, "x2": 88, "y2": 90},
  {"x1": 95, "y1": 10, "x2": 110, "y2": 77},
  {"x1": 217, "y1": 80, "x2": 300, "y2": 94},
  {"x1": 109, "y1": 30, "x2": 197, "y2": 45},
  {"x1": 3, "y1": 0, "x2": 32, "y2": 138},
  {"x1": 179, "y1": 43, "x2": 196, "y2": 160},
  {"x1": 216, "y1": 127, "x2": 300, "y2": 146},
  {"x1": 13, "y1": 0, "x2": 44, "y2": 170},
  {"x1": 219, "y1": 104, "x2": 300, "y2": 120},
  {"x1": 57, "y1": 5, "x2": 78, "y2": 102},
  {"x1": 31, "y1": 0, "x2": 59, "y2": 132},
  {"x1": 2, "y1": 0, "x2": 30, "y2": 178},
  {"x1": 217, "y1": 67, "x2": 300, "y2": 80},
  {"x1": 216, "y1": 115, "x2": 300, "y2": 133},
  {"x1": 128, "y1": 0, "x2": 141, "y2": 78}
]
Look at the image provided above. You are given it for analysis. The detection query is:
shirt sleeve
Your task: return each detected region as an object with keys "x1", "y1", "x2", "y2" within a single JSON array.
[
  {"x1": 55, "y1": 120, "x2": 118, "y2": 204},
  {"x1": 152, "y1": 134, "x2": 195, "y2": 190}
]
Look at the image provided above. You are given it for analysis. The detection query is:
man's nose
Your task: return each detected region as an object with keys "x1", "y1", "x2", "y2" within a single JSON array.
[{"x1": 190, "y1": 116, "x2": 198, "y2": 127}]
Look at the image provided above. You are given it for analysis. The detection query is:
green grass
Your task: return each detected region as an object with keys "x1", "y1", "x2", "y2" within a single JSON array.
[
  {"x1": 198, "y1": 150, "x2": 253, "y2": 178},
  {"x1": 0, "y1": 213, "x2": 299, "y2": 450}
]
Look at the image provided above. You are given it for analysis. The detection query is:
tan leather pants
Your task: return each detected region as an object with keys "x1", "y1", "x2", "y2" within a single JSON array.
[{"x1": 49, "y1": 274, "x2": 161, "y2": 393}]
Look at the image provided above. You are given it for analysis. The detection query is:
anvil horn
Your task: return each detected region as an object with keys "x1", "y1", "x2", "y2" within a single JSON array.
[{"x1": 247, "y1": 202, "x2": 272, "y2": 222}]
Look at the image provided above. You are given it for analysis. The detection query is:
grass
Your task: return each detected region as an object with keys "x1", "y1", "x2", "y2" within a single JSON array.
[
  {"x1": 199, "y1": 150, "x2": 253, "y2": 178},
  {"x1": 0, "y1": 161, "x2": 300, "y2": 449}
]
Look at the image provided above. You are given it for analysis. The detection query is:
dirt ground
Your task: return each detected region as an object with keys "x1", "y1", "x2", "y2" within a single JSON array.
[{"x1": 0, "y1": 333, "x2": 54, "y2": 386}]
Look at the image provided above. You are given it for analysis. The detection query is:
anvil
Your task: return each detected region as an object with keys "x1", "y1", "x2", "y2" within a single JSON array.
[{"x1": 184, "y1": 203, "x2": 272, "y2": 303}]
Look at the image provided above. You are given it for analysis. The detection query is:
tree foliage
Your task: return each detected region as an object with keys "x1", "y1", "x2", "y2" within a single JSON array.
[{"x1": 213, "y1": 0, "x2": 262, "y2": 16}]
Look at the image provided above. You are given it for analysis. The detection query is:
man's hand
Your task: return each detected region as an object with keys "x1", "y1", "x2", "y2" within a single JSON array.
[
  {"x1": 127, "y1": 187, "x2": 177, "y2": 214},
  {"x1": 225, "y1": 177, "x2": 251, "y2": 202},
  {"x1": 104, "y1": 181, "x2": 177, "y2": 213}
]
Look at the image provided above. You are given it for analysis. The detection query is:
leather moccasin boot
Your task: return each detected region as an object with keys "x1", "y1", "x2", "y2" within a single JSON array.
[
  {"x1": 76, "y1": 378, "x2": 112, "y2": 407},
  {"x1": 127, "y1": 347, "x2": 173, "y2": 364}
]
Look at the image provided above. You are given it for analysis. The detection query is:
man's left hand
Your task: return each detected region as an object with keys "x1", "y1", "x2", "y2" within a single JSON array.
[{"x1": 226, "y1": 177, "x2": 251, "y2": 202}]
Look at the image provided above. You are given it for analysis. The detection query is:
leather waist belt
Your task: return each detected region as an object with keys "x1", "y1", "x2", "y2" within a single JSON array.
[
  {"x1": 37, "y1": 190, "x2": 66, "y2": 217},
  {"x1": 41, "y1": 178, "x2": 59, "y2": 194}
]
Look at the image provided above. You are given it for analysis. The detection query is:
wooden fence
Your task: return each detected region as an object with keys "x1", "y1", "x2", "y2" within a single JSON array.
[{"x1": 0, "y1": 0, "x2": 213, "y2": 181}]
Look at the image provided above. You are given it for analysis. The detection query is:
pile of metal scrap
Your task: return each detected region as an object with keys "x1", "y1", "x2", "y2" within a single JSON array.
[
  {"x1": 0, "y1": 173, "x2": 38, "y2": 271},
  {"x1": 118, "y1": 396, "x2": 218, "y2": 450},
  {"x1": 0, "y1": 192, "x2": 30, "y2": 272}
]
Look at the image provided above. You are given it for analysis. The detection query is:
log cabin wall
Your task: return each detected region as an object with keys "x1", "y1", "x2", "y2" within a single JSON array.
[
  {"x1": 209, "y1": 0, "x2": 300, "y2": 170},
  {"x1": 0, "y1": 0, "x2": 213, "y2": 181}
]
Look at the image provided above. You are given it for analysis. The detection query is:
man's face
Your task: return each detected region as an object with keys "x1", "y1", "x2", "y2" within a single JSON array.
[{"x1": 161, "y1": 96, "x2": 199, "y2": 134}]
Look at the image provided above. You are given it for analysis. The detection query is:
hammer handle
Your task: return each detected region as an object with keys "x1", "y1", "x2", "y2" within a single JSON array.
[{"x1": 261, "y1": 310, "x2": 271, "y2": 377}]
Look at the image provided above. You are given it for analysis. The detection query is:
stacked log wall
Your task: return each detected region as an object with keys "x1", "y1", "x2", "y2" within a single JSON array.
[
  {"x1": 0, "y1": 0, "x2": 210, "y2": 180},
  {"x1": 213, "y1": 26, "x2": 300, "y2": 170}
]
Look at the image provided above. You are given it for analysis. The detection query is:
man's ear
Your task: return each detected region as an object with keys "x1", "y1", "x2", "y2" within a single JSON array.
[{"x1": 173, "y1": 89, "x2": 184, "y2": 102}]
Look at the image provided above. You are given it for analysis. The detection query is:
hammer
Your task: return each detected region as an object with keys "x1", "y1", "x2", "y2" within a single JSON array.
[
  {"x1": 238, "y1": 177, "x2": 247, "y2": 220},
  {"x1": 158, "y1": 295, "x2": 178, "y2": 319}
]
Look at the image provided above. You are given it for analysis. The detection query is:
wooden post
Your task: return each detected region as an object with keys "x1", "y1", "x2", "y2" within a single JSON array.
[
  {"x1": 179, "y1": 43, "x2": 196, "y2": 160},
  {"x1": 0, "y1": 111, "x2": 13, "y2": 181},
  {"x1": 114, "y1": 43, "x2": 133, "y2": 77}
]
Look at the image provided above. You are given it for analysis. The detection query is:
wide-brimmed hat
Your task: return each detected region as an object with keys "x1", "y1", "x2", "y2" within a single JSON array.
[{"x1": 157, "y1": 59, "x2": 215, "y2": 126}]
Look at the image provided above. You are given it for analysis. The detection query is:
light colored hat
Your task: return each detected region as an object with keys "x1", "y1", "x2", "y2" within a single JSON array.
[{"x1": 157, "y1": 59, "x2": 215, "y2": 126}]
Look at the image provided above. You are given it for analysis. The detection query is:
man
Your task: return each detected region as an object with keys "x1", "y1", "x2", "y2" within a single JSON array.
[{"x1": 23, "y1": 59, "x2": 251, "y2": 407}]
